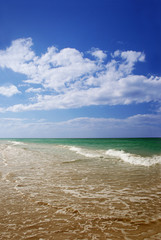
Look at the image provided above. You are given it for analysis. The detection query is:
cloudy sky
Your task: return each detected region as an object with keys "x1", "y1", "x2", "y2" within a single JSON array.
[{"x1": 0, "y1": 0, "x2": 161, "y2": 138}]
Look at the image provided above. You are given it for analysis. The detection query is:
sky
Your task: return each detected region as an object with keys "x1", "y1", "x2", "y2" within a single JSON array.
[{"x1": 0, "y1": 0, "x2": 161, "y2": 138}]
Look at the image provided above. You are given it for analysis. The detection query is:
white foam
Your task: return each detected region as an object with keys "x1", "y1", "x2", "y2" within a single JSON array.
[
  {"x1": 69, "y1": 146, "x2": 161, "y2": 166},
  {"x1": 105, "y1": 149, "x2": 161, "y2": 166},
  {"x1": 8, "y1": 141, "x2": 26, "y2": 146},
  {"x1": 2, "y1": 157, "x2": 8, "y2": 166},
  {"x1": 69, "y1": 146, "x2": 100, "y2": 158}
]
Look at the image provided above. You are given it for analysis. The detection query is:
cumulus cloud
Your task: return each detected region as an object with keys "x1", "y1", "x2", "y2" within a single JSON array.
[
  {"x1": 0, "y1": 38, "x2": 35, "y2": 73},
  {"x1": 0, "y1": 38, "x2": 160, "y2": 112},
  {"x1": 90, "y1": 48, "x2": 107, "y2": 61},
  {"x1": 0, "y1": 85, "x2": 20, "y2": 97}
]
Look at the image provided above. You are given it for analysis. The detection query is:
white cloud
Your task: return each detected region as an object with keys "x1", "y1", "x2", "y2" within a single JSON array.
[
  {"x1": 121, "y1": 50, "x2": 145, "y2": 62},
  {"x1": 90, "y1": 48, "x2": 107, "y2": 61},
  {"x1": 25, "y1": 87, "x2": 43, "y2": 93},
  {"x1": 0, "y1": 38, "x2": 35, "y2": 73},
  {"x1": 0, "y1": 38, "x2": 160, "y2": 112},
  {"x1": 0, "y1": 85, "x2": 20, "y2": 97},
  {"x1": 0, "y1": 114, "x2": 160, "y2": 138}
]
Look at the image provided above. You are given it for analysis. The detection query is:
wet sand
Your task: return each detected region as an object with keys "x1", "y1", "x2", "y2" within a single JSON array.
[{"x1": 0, "y1": 141, "x2": 161, "y2": 239}]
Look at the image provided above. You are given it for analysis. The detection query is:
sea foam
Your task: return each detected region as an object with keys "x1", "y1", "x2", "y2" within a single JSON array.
[
  {"x1": 8, "y1": 141, "x2": 26, "y2": 146},
  {"x1": 69, "y1": 146, "x2": 101, "y2": 158},
  {"x1": 69, "y1": 146, "x2": 161, "y2": 166},
  {"x1": 105, "y1": 149, "x2": 161, "y2": 166}
]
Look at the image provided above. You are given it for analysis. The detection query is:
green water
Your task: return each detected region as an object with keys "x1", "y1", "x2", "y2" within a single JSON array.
[{"x1": 3, "y1": 138, "x2": 161, "y2": 156}]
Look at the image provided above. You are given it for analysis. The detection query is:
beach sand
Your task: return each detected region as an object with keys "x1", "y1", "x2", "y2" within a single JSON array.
[{"x1": 0, "y1": 140, "x2": 161, "y2": 239}]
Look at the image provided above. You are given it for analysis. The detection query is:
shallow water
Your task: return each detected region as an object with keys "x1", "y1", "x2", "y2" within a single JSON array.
[{"x1": 0, "y1": 139, "x2": 161, "y2": 239}]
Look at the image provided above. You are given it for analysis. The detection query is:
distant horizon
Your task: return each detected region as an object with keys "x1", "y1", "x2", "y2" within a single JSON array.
[{"x1": 1, "y1": 137, "x2": 161, "y2": 139}]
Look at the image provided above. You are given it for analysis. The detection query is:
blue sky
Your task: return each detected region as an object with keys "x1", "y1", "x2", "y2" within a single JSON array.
[{"x1": 0, "y1": 0, "x2": 161, "y2": 138}]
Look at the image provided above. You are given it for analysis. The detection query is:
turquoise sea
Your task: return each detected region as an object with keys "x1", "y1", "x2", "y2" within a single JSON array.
[
  {"x1": 5, "y1": 137, "x2": 161, "y2": 164},
  {"x1": 5, "y1": 137, "x2": 161, "y2": 154},
  {"x1": 0, "y1": 138, "x2": 161, "y2": 239}
]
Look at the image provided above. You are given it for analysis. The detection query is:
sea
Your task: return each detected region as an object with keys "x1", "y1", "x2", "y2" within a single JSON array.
[{"x1": 0, "y1": 138, "x2": 161, "y2": 240}]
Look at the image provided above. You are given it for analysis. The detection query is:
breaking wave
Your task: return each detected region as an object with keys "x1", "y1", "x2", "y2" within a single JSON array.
[
  {"x1": 106, "y1": 149, "x2": 161, "y2": 166},
  {"x1": 69, "y1": 146, "x2": 101, "y2": 158},
  {"x1": 69, "y1": 146, "x2": 161, "y2": 166},
  {"x1": 106, "y1": 149, "x2": 161, "y2": 167}
]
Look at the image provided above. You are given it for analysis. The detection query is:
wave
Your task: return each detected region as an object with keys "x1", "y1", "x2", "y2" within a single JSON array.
[
  {"x1": 105, "y1": 149, "x2": 161, "y2": 166},
  {"x1": 68, "y1": 146, "x2": 161, "y2": 166},
  {"x1": 69, "y1": 146, "x2": 101, "y2": 158},
  {"x1": 8, "y1": 141, "x2": 26, "y2": 146}
]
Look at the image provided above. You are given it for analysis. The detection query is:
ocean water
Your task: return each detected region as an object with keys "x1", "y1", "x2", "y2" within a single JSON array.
[{"x1": 0, "y1": 138, "x2": 161, "y2": 239}]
